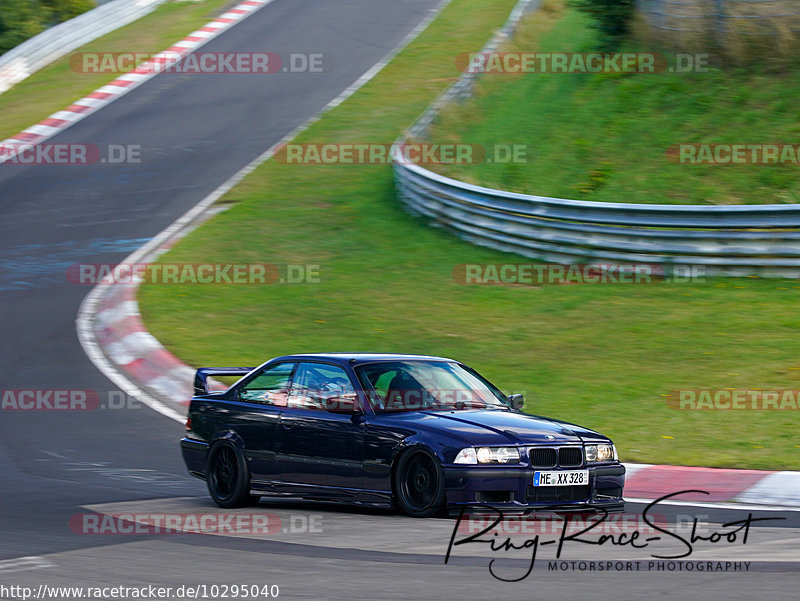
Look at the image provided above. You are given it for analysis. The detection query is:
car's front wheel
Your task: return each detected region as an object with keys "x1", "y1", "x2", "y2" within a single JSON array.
[
  {"x1": 394, "y1": 448, "x2": 445, "y2": 518},
  {"x1": 206, "y1": 442, "x2": 259, "y2": 508}
]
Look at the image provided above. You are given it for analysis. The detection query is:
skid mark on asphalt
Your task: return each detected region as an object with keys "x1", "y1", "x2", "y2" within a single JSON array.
[
  {"x1": 36, "y1": 451, "x2": 194, "y2": 489},
  {"x1": 0, "y1": 556, "x2": 56, "y2": 573},
  {"x1": 0, "y1": 237, "x2": 149, "y2": 291}
]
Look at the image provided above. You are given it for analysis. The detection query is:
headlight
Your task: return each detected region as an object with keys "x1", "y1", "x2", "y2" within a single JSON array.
[
  {"x1": 454, "y1": 447, "x2": 520, "y2": 464},
  {"x1": 585, "y1": 443, "x2": 615, "y2": 462},
  {"x1": 476, "y1": 447, "x2": 493, "y2": 463},
  {"x1": 454, "y1": 448, "x2": 477, "y2": 464}
]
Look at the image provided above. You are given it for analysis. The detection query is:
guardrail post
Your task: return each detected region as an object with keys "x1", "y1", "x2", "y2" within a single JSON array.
[{"x1": 713, "y1": 0, "x2": 727, "y2": 50}]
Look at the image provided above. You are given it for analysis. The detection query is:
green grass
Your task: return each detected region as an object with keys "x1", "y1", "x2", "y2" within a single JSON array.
[
  {"x1": 0, "y1": 0, "x2": 234, "y2": 141},
  {"x1": 429, "y1": 0, "x2": 800, "y2": 205},
  {"x1": 139, "y1": 0, "x2": 800, "y2": 470}
]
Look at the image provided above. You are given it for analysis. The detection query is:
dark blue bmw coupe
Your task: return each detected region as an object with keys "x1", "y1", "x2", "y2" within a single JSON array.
[{"x1": 181, "y1": 353, "x2": 625, "y2": 517}]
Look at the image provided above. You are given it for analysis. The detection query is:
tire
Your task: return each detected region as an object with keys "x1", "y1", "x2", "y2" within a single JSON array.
[
  {"x1": 206, "y1": 442, "x2": 259, "y2": 508},
  {"x1": 394, "y1": 448, "x2": 445, "y2": 518}
]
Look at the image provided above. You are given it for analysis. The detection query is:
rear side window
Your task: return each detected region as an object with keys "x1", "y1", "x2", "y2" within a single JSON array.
[
  {"x1": 239, "y1": 362, "x2": 295, "y2": 405},
  {"x1": 287, "y1": 362, "x2": 356, "y2": 411}
]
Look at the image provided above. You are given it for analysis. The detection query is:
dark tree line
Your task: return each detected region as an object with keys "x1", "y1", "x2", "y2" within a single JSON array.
[{"x1": 1, "y1": 0, "x2": 93, "y2": 55}]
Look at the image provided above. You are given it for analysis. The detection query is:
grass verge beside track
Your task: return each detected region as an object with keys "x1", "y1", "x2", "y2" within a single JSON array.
[
  {"x1": 429, "y1": 0, "x2": 800, "y2": 205},
  {"x1": 139, "y1": 0, "x2": 800, "y2": 470},
  {"x1": 0, "y1": 0, "x2": 233, "y2": 141}
]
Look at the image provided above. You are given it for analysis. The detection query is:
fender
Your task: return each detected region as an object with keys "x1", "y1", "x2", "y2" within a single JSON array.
[{"x1": 209, "y1": 429, "x2": 247, "y2": 452}]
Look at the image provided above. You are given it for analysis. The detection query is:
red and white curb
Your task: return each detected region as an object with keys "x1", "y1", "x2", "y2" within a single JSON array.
[
  {"x1": 89, "y1": 218, "x2": 231, "y2": 410},
  {"x1": 623, "y1": 463, "x2": 800, "y2": 508},
  {"x1": 0, "y1": 0, "x2": 274, "y2": 164},
  {"x1": 92, "y1": 276, "x2": 201, "y2": 405}
]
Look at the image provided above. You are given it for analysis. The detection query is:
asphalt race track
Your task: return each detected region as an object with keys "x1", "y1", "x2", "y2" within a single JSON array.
[{"x1": 0, "y1": 1, "x2": 798, "y2": 599}]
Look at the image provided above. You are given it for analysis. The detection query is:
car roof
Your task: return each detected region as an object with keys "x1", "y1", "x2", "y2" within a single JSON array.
[{"x1": 269, "y1": 353, "x2": 456, "y2": 366}]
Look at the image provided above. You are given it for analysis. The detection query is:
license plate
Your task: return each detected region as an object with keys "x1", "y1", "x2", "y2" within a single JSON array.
[{"x1": 533, "y1": 470, "x2": 589, "y2": 487}]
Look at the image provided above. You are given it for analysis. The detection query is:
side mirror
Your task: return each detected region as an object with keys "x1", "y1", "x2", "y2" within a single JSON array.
[{"x1": 507, "y1": 393, "x2": 524, "y2": 410}]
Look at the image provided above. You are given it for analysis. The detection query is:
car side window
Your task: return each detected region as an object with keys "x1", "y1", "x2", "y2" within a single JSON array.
[
  {"x1": 355, "y1": 366, "x2": 397, "y2": 410},
  {"x1": 238, "y1": 362, "x2": 295, "y2": 406},
  {"x1": 373, "y1": 371, "x2": 397, "y2": 401},
  {"x1": 287, "y1": 363, "x2": 356, "y2": 411}
]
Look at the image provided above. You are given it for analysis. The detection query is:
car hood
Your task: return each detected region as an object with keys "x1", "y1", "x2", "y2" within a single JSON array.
[{"x1": 398, "y1": 410, "x2": 608, "y2": 446}]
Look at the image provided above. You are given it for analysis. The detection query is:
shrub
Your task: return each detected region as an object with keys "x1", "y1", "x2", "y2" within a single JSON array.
[{"x1": 567, "y1": 0, "x2": 636, "y2": 50}]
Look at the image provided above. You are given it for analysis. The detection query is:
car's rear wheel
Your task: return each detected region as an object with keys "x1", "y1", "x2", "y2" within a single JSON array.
[
  {"x1": 206, "y1": 442, "x2": 259, "y2": 508},
  {"x1": 394, "y1": 449, "x2": 445, "y2": 518}
]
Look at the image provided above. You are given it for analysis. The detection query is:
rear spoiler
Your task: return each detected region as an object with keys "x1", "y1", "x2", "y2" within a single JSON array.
[{"x1": 194, "y1": 367, "x2": 255, "y2": 395}]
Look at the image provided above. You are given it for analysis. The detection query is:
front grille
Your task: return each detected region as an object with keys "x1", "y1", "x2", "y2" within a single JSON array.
[
  {"x1": 528, "y1": 447, "x2": 557, "y2": 468},
  {"x1": 558, "y1": 447, "x2": 583, "y2": 467},
  {"x1": 527, "y1": 485, "x2": 589, "y2": 503},
  {"x1": 528, "y1": 446, "x2": 583, "y2": 467}
]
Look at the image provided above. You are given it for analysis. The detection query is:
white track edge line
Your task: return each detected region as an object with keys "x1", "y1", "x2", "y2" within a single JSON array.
[{"x1": 624, "y1": 497, "x2": 800, "y2": 512}]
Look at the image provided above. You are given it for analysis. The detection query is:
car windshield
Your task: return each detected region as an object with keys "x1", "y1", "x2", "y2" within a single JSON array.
[{"x1": 355, "y1": 361, "x2": 510, "y2": 413}]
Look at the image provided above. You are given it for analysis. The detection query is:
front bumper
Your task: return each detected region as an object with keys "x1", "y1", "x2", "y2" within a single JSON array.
[{"x1": 442, "y1": 463, "x2": 626, "y2": 513}]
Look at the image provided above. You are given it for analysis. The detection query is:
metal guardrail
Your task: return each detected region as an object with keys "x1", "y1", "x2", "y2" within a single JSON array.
[
  {"x1": 394, "y1": 159, "x2": 800, "y2": 276},
  {"x1": 392, "y1": 0, "x2": 800, "y2": 277},
  {"x1": 0, "y1": 0, "x2": 167, "y2": 95}
]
